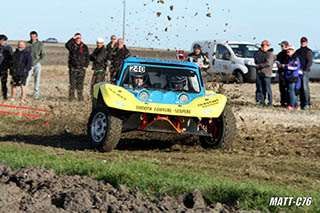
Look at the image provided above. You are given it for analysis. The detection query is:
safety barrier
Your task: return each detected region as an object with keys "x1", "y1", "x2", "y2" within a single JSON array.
[{"x1": 0, "y1": 104, "x2": 50, "y2": 126}]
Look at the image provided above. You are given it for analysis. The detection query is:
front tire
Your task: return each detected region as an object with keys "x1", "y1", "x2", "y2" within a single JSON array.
[
  {"x1": 200, "y1": 106, "x2": 236, "y2": 149},
  {"x1": 87, "y1": 107, "x2": 122, "y2": 152},
  {"x1": 235, "y1": 71, "x2": 244, "y2": 84}
]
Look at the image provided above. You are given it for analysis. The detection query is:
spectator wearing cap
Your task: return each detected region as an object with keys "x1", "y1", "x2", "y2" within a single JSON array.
[
  {"x1": 0, "y1": 34, "x2": 13, "y2": 100},
  {"x1": 254, "y1": 40, "x2": 274, "y2": 107},
  {"x1": 10, "y1": 41, "x2": 32, "y2": 103},
  {"x1": 26, "y1": 31, "x2": 46, "y2": 100},
  {"x1": 65, "y1": 33, "x2": 89, "y2": 101},
  {"x1": 187, "y1": 44, "x2": 210, "y2": 81},
  {"x1": 90, "y1": 37, "x2": 106, "y2": 97},
  {"x1": 295, "y1": 37, "x2": 313, "y2": 109},
  {"x1": 282, "y1": 45, "x2": 303, "y2": 110},
  {"x1": 276, "y1": 41, "x2": 289, "y2": 107},
  {"x1": 105, "y1": 35, "x2": 118, "y2": 82}
]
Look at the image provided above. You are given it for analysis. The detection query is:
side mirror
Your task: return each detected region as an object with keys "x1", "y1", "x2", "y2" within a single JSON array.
[
  {"x1": 212, "y1": 53, "x2": 216, "y2": 65},
  {"x1": 313, "y1": 59, "x2": 320, "y2": 64}
]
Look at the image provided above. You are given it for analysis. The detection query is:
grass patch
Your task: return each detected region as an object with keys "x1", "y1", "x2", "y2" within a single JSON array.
[{"x1": 0, "y1": 144, "x2": 318, "y2": 212}]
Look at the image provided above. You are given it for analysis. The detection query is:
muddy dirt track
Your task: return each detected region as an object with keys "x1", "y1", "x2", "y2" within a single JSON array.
[
  {"x1": 0, "y1": 44, "x2": 320, "y2": 212},
  {"x1": 0, "y1": 161, "x2": 240, "y2": 213}
]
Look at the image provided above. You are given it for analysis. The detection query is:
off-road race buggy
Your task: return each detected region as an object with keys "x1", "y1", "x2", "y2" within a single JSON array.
[{"x1": 88, "y1": 57, "x2": 236, "y2": 152}]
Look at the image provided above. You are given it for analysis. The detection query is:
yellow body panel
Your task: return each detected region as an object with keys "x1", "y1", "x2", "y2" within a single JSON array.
[{"x1": 94, "y1": 83, "x2": 227, "y2": 118}]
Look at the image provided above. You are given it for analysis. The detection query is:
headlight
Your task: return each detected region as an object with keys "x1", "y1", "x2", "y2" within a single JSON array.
[
  {"x1": 245, "y1": 60, "x2": 255, "y2": 66},
  {"x1": 179, "y1": 94, "x2": 189, "y2": 103},
  {"x1": 139, "y1": 91, "x2": 149, "y2": 100}
]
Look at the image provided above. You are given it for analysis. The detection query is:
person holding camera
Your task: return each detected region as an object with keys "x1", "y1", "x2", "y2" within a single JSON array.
[
  {"x1": 65, "y1": 33, "x2": 89, "y2": 101},
  {"x1": 276, "y1": 41, "x2": 289, "y2": 107}
]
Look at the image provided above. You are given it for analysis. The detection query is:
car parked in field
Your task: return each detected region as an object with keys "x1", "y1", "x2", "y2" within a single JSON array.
[
  {"x1": 42, "y1": 38, "x2": 58, "y2": 43},
  {"x1": 310, "y1": 50, "x2": 320, "y2": 81},
  {"x1": 191, "y1": 40, "x2": 278, "y2": 83},
  {"x1": 87, "y1": 57, "x2": 236, "y2": 152}
]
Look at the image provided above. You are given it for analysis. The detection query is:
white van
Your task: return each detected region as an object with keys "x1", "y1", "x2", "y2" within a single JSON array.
[{"x1": 190, "y1": 40, "x2": 277, "y2": 83}]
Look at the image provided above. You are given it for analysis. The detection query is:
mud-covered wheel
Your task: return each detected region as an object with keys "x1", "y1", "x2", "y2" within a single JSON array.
[
  {"x1": 200, "y1": 106, "x2": 236, "y2": 149},
  {"x1": 87, "y1": 107, "x2": 122, "y2": 152},
  {"x1": 235, "y1": 71, "x2": 244, "y2": 84}
]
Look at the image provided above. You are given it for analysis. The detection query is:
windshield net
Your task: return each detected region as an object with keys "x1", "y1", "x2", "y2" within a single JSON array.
[
  {"x1": 121, "y1": 65, "x2": 200, "y2": 93},
  {"x1": 229, "y1": 44, "x2": 259, "y2": 58}
]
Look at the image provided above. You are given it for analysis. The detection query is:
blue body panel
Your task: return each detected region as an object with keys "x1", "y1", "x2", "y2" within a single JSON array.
[{"x1": 118, "y1": 57, "x2": 207, "y2": 105}]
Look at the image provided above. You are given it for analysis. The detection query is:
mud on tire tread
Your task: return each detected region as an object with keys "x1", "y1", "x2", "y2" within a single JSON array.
[
  {"x1": 101, "y1": 115, "x2": 122, "y2": 152},
  {"x1": 88, "y1": 107, "x2": 123, "y2": 152},
  {"x1": 219, "y1": 106, "x2": 236, "y2": 149},
  {"x1": 200, "y1": 106, "x2": 236, "y2": 149},
  {"x1": 235, "y1": 71, "x2": 244, "y2": 84}
]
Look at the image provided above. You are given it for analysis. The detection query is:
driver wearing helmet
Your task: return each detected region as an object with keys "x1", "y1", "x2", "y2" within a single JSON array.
[
  {"x1": 130, "y1": 71, "x2": 147, "y2": 89},
  {"x1": 169, "y1": 76, "x2": 187, "y2": 91}
]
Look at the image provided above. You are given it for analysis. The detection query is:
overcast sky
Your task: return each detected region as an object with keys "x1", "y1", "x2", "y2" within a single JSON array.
[{"x1": 2, "y1": 0, "x2": 320, "y2": 52}]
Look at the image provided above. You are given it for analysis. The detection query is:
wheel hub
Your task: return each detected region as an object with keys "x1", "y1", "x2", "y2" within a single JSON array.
[{"x1": 91, "y1": 112, "x2": 107, "y2": 143}]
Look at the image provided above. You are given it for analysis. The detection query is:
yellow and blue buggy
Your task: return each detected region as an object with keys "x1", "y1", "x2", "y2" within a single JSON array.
[{"x1": 88, "y1": 57, "x2": 236, "y2": 152}]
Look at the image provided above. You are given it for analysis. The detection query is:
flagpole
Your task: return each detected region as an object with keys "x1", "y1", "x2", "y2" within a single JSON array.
[{"x1": 123, "y1": 0, "x2": 126, "y2": 41}]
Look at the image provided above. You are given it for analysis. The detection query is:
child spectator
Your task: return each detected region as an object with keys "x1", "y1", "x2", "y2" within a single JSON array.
[{"x1": 283, "y1": 45, "x2": 304, "y2": 110}]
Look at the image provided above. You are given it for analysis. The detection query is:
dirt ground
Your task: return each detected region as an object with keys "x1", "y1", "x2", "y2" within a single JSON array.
[
  {"x1": 0, "y1": 44, "x2": 319, "y2": 212},
  {"x1": 0, "y1": 161, "x2": 240, "y2": 213}
]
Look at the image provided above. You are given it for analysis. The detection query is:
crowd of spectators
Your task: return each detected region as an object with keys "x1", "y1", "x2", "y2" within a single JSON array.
[{"x1": 0, "y1": 32, "x2": 313, "y2": 109}]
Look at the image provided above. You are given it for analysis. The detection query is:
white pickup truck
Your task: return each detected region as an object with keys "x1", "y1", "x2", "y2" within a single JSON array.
[{"x1": 190, "y1": 40, "x2": 278, "y2": 83}]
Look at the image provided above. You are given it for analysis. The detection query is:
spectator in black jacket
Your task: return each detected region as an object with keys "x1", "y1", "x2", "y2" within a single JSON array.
[
  {"x1": 65, "y1": 33, "x2": 89, "y2": 101},
  {"x1": 112, "y1": 38, "x2": 130, "y2": 81},
  {"x1": 276, "y1": 41, "x2": 289, "y2": 107},
  {"x1": 105, "y1": 35, "x2": 118, "y2": 62},
  {"x1": 10, "y1": 41, "x2": 32, "y2": 103},
  {"x1": 254, "y1": 40, "x2": 274, "y2": 107},
  {"x1": 187, "y1": 44, "x2": 210, "y2": 81},
  {"x1": 105, "y1": 35, "x2": 118, "y2": 82},
  {"x1": 0, "y1": 34, "x2": 13, "y2": 100},
  {"x1": 295, "y1": 37, "x2": 313, "y2": 109},
  {"x1": 90, "y1": 37, "x2": 106, "y2": 97}
]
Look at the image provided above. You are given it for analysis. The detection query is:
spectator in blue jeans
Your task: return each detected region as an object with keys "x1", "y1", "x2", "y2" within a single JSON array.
[
  {"x1": 295, "y1": 37, "x2": 313, "y2": 109},
  {"x1": 26, "y1": 31, "x2": 46, "y2": 100},
  {"x1": 254, "y1": 40, "x2": 274, "y2": 107},
  {"x1": 283, "y1": 45, "x2": 304, "y2": 110}
]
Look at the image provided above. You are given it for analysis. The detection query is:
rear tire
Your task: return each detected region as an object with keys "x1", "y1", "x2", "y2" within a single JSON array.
[
  {"x1": 235, "y1": 71, "x2": 244, "y2": 84},
  {"x1": 200, "y1": 106, "x2": 236, "y2": 149},
  {"x1": 87, "y1": 107, "x2": 122, "y2": 152}
]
